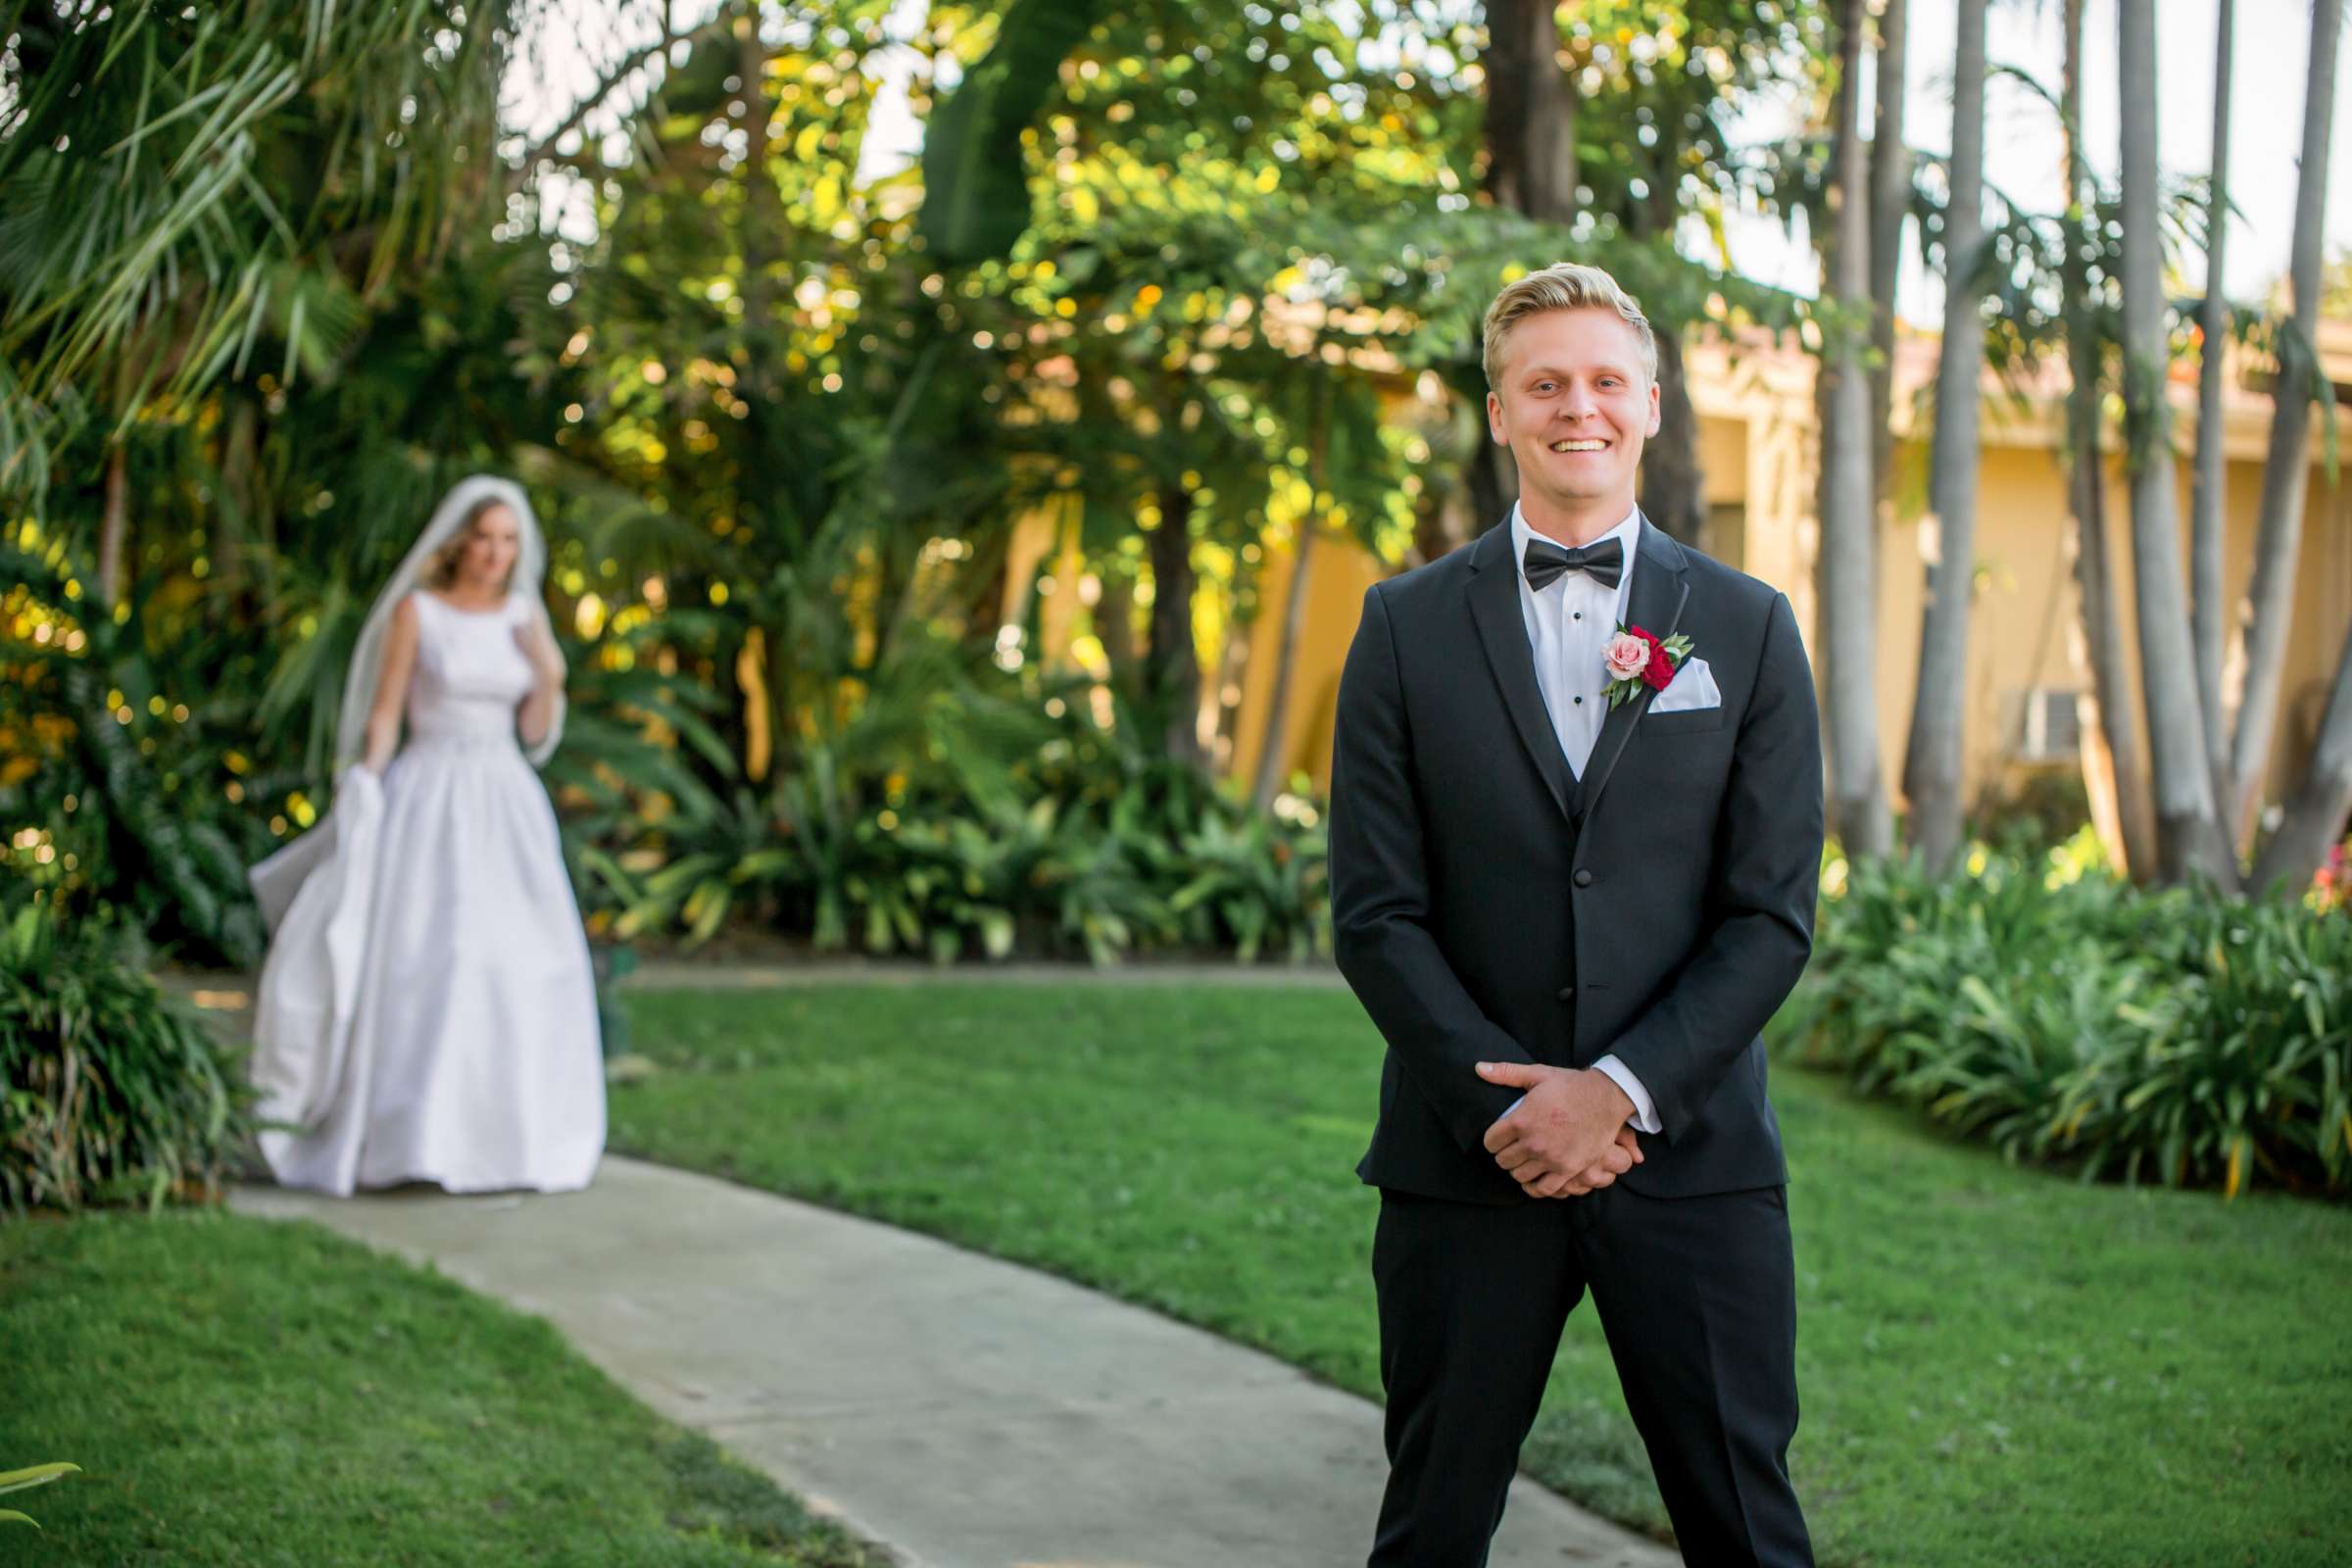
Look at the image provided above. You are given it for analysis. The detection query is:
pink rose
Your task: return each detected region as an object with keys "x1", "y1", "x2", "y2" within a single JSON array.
[{"x1": 1602, "y1": 630, "x2": 1652, "y2": 683}]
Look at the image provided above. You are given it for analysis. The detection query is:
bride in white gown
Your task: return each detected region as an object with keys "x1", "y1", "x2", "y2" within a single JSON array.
[{"x1": 247, "y1": 476, "x2": 606, "y2": 1196}]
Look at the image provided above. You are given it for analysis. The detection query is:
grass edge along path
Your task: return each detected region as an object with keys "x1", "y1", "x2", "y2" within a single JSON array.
[
  {"x1": 0, "y1": 1208, "x2": 877, "y2": 1567},
  {"x1": 609, "y1": 980, "x2": 2352, "y2": 1568}
]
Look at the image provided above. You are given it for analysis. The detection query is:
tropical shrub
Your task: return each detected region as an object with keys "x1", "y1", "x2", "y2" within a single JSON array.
[
  {"x1": 2, "y1": 545, "x2": 285, "y2": 969},
  {"x1": 1781, "y1": 839, "x2": 2352, "y2": 1199},
  {"x1": 0, "y1": 904, "x2": 255, "y2": 1215},
  {"x1": 576, "y1": 634, "x2": 1336, "y2": 958}
]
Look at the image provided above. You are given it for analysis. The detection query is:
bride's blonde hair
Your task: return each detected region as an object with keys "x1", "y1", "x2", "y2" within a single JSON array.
[{"x1": 421, "y1": 495, "x2": 518, "y2": 591}]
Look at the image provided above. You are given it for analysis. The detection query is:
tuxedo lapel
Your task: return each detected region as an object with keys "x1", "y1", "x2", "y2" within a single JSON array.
[
  {"x1": 1466, "y1": 519, "x2": 1576, "y2": 823},
  {"x1": 1574, "y1": 517, "x2": 1691, "y2": 826}
]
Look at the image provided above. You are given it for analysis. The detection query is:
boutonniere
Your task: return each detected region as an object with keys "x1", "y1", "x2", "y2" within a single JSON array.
[{"x1": 1601, "y1": 625, "x2": 1694, "y2": 709}]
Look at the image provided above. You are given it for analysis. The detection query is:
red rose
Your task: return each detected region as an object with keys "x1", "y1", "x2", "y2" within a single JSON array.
[{"x1": 1607, "y1": 625, "x2": 1680, "y2": 693}]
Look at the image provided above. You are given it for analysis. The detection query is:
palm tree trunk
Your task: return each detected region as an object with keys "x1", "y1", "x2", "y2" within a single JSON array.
[
  {"x1": 214, "y1": 395, "x2": 258, "y2": 596},
  {"x1": 2227, "y1": 0, "x2": 2343, "y2": 838},
  {"x1": 1823, "y1": 0, "x2": 1891, "y2": 857},
  {"x1": 1624, "y1": 118, "x2": 1707, "y2": 546},
  {"x1": 1812, "y1": 34, "x2": 1844, "y2": 683},
  {"x1": 1253, "y1": 521, "x2": 1317, "y2": 807},
  {"x1": 1901, "y1": 0, "x2": 1989, "y2": 873},
  {"x1": 1640, "y1": 327, "x2": 1707, "y2": 546},
  {"x1": 96, "y1": 440, "x2": 128, "y2": 608},
  {"x1": 2119, "y1": 0, "x2": 2236, "y2": 884},
  {"x1": 1149, "y1": 480, "x2": 1204, "y2": 769},
  {"x1": 1468, "y1": 0, "x2": 1577, "y2": 536},
  {"x1": 1409, "y1": 478, "x2": 1461, "y2": 567},
  {"x1": 2189, "y1": 0, "x2": 2237, "y2": 803},
  {"x1": 1482, "y1": 0, "x2": 1579, "y2": 221},
  {"x1": 2249, "y1": 630, "x2": 2352, "y2": 893},
  {"x1": 1463, "y1": 430, "x2": 1515, "y2": 533},
  {"x1": 1256, "y1": 403, "x2": 1338, "y2": 803},
  {"x1": 1867, "y1": 0, "x2": 1910, "y2": 515},
  {"x1": 737, "y1": 15, "x2": 783, "y2": 375},
  {"x1": 2061, "y1": 0, "x2": 2157, "y2": 880},
  {"x1": 1096, "y1": 571, "x2": 1137, "y2": 674},
  {"x1": 1203, "y1": 589, "x2": 1250, "y2": 755}
]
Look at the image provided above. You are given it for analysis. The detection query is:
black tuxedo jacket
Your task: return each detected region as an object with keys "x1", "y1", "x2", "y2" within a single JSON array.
[{"x1": 1329, "y1": 513, "x2": 1824, "y2": 1204}]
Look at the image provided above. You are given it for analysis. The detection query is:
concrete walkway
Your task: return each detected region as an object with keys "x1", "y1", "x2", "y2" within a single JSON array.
[{"x1": 231, "y1": 1156, "x2": 1675, "y2": 1568}]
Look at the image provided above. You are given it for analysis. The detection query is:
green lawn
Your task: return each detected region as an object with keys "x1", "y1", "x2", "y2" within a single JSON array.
[
  {"x1": 0, "y1": 1210, "x2": 873, "y2": 1567},
  {"x1": 610, "y1": 981, "x2": 2352, "y2": 1568}
]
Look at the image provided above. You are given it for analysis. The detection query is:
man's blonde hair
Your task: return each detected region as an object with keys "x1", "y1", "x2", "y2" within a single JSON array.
[{"x1": 1481, "y1": 263, "x2": 1658, "y2": 396}]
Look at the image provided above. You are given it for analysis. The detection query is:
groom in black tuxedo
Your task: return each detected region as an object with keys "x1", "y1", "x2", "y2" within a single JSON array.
[{"x1": 1330, "y1": 263, "x2": 1823, "y2": 1566}]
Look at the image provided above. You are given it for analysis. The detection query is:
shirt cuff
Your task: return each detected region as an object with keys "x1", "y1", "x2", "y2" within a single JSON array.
[{"x1": 1593, "y1": 1054, "x2": 1663, "y2": 1135}]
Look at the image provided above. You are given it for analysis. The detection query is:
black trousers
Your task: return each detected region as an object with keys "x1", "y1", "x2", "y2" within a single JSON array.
[{"x1": 1367, "y1": 1183, "x2": 1812, "y2": 1568}]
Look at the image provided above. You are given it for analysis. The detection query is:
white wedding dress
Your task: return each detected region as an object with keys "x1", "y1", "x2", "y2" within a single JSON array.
[{"x1": 248, "y1": 589, "x2": 606, "y2": 1196}]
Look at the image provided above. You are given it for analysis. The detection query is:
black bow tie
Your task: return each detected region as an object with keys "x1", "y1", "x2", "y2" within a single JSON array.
[{"x1": 1522, "y1": 535, "x2": 1624, "y2": 592}]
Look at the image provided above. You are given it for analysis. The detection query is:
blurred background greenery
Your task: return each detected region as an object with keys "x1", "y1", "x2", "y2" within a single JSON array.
[{"x1": 3, "y1": 0, "x2": 2349, "y2": 1196}]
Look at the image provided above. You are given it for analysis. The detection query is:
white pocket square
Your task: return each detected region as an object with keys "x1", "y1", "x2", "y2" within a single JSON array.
[{"x1": 1649, "y1": 656, "x2": 1722, "y2": 713}]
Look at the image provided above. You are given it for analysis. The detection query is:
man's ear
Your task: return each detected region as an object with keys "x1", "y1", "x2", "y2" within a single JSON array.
[
  {"x1": 1486, "y1": 390, "x2": 1509, "y2": 446},
  {"x1": 1645, "y1": 379, "x2": 1663, "y2": 438}
]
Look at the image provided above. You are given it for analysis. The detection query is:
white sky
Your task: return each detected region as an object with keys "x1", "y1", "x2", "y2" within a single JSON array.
[{"x1": 508, "y1": 0, "x2": 2352, "y2": 322}]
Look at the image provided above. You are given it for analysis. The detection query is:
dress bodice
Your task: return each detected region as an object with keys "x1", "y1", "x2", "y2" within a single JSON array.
[{"x1": 405, "y1": 590, "x2": 535, "y2": 749}]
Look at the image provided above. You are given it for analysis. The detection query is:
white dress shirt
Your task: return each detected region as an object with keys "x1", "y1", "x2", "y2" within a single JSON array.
[{"x1": 1502, "y1": 502, "x2": 1664, "y2": 1137}]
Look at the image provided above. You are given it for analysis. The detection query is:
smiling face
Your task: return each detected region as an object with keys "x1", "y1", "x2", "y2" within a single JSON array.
[
  {"x1": 1485, "y1": 306, "x2": 1661, "y2": 539},
  {"x1": 455, "y1": 504, "x2": 521, "y2": 592}
]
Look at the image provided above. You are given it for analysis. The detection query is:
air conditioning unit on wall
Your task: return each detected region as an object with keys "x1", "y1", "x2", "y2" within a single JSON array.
[{"x1": 2017, "y1": 687, "x2": 2082, "y2": 764}]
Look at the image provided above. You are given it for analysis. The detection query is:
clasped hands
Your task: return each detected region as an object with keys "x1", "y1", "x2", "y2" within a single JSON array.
[{"x1": 1475, "y1": 1060, "x2": 1643, "y2": 1199}]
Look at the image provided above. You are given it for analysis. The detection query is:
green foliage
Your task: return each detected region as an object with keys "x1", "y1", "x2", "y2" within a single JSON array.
[
  {"x1": 2, "y1": 542, "x2": 295, "y2": 968},
  {"x1": 919, "y1": 0, "x2": 1114, "y2": 264},
  {"x1": 0, "y1": 1461, "x2": 79, "y2": 1531},
  {"x1": 0, "y1": 903, "x2": 255, "y2": 1215},
  {"x1": 579, "y1": 631, "x2": 1331, "y2": 965},
  {"x1": 1782, "y1": 845, "x2": 2352, "y2": 1198},
  {"x1": 1, "y1": 145, "x2": 582, "y2": 953},
  {"x1": 2, "y1": 0, "x2": 1836, "y2": 984},
  {"x1": 0, "y1": 0, "x2": 527, "y2": 500}
]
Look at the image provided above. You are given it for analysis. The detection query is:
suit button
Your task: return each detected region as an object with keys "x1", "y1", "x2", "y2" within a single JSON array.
[
  {"x1": 1572, "y1": 868, "x2": 1593, "y2": 888},
  {"x1": 1556, "y1": 985, "x2": 1576, "y2": 1002}
]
